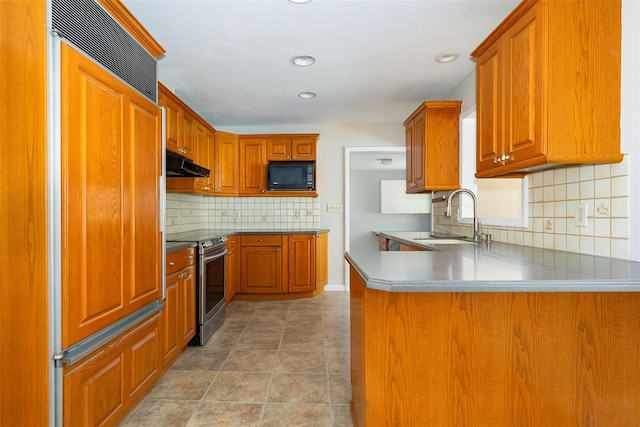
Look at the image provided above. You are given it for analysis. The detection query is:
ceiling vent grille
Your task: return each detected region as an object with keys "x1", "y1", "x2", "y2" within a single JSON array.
[{"x1": 51, "y1": 0, "x2": 157, "y2": 101}]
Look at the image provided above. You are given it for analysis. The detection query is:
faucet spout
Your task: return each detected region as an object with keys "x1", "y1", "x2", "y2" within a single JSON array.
[{"x1": 444, "y1": 188, "x2": 481, "y2": 242}]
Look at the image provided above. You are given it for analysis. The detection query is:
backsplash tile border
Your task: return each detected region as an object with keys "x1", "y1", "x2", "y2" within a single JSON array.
[
  {"x1": 433, "y1": 156, "x2": 630, "y2": 260},
  {"x1": 165, "y1": 194, "x2": 320, "y2": 234}
]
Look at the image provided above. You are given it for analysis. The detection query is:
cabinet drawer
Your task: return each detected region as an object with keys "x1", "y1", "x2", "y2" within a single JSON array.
[
  {"x1": 166, "y1": 247, "x2": 196, "y2": 275},
  {"x1": 241, "y1": 235, "x2": 281, "y2": 246},
  {"x1": 226, "y1": 236, "x2": 237, "y2": 247}
]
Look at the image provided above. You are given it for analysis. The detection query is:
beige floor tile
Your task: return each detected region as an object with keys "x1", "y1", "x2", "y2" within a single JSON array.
[
  {"x1": 146, "y1": 370, "x2": 217, "y2": 401},
  {"x1": 204, "y1": 371, "x2": 272, "y2": 403},
  {"x1": 275, "y1": 351, "x2": 327, "y2": 374},
  {"x1": 120, "y1": 399, "x2": 199, "y2": 426},
  {"x1": 234, "y1": 332, "x2": 283, "y2": 351},
  {"x1": 261, "y1": 403, "x2": 332, "y2": 427},
  {"x1": 171, "y1": 348, "x2": 229, "y2": 371},
  {"x1": 284, "y1": 319, "x2": 325, "y2": 336},
  {"x1": 331, "y1": 404, "x2": 355, "y2": 427},
  {"x1": 244, "y1": 318, "x2": 287, "y2": 334},
  {"x1": 203, "y1": 331, "x2": 241, "y2": 351},
  {"x1": 326, "y1": 351, "x2": 350, "y2": 375},
  {"x1": 221, "y1": 350, "x2": 278, "y2": 372},
  {"x1": 217, "y1": 319, "x2": 250, "y2": 333},
  {"x1": 280, "y1": 333, "x2": 325, "y2": 352},
  {"x1": 328, "y1": 374, "x2": 352, "y2": 404},
  {"x1": 267, "y1": 373, "x2": 330, "y2": 404},
  {"x1": 186, "y1": 402, "x2": 263, "y2": 426}
]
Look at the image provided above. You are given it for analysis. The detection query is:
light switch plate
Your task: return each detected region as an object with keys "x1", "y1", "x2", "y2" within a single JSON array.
[{"x1": 574, "y1": 202, "x2": 588, "y2": 227}]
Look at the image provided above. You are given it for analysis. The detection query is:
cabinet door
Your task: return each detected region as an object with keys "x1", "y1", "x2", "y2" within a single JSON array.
[
  {"x1": 287, "y1": 234, "x2": 316, "y2": 293},
  {"x1": 63, "y1": 314, "x2": 160, "y2": 427},
  {"x1": 291, "y1": 137, "x2": 316, "y2": 160},
  {"x1": 225, "y1": 238, "x2": 238, "y2": 303},
  {"x1": 161, "y1": 271, "x2": 179, "y2": 367},
  {"x1": 240, "y1": 246, "x2": 282, "y2": 293},
  {"x1": 476, "y1": 41, "x2": 504, "y2": 173},
  {"x1": 179, "y1": 265, "x2": 196, "y2": 346},
  {"x1": 61, "y1": 44, "x2": 162, "y2": 347},
  {"x1": 409, "y1": 110, "x2": 426, "y2": 190},
  {"x1": 266, "y1": 137, "x2": 291, "y2": 161},
  {"x1": 193, "y1": 122, "x2": 213, "y2": 193},
  {"x1": 181, "y1": 110, "x2": 195, "y2": 162},
  {"x1": 159, "y1": 91, "x2": 181, "y2": 156},
  {"x1": 315, "y1": 233, "x2": 328, "y2": 288},
  {"x1": 239, "y1": 136, "x2": 267, "y2": 194},
  {"x1": 214, "y1": 132, "x2": 240, "y2": 195},
  {"x1": 503, "y1": 3, "x2": 544, "y2": 164}
]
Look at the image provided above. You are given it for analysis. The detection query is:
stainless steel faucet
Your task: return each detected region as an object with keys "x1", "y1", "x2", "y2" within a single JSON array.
[{"x1": 444, "y1": 188, "x2": 489, "y2": 243}]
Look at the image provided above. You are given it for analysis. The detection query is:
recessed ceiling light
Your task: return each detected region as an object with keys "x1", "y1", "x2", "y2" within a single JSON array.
[
  {"x1": 435, "y1": 52, "x2": 460, "y2": 63},
  {"x1": 288, "y1": 0, "x2": 311, "y2": 3},
  {"x1": 298, "y1": 92, "x2": 316, "y2": 99},
  {"x1": 292, "y1": 55, "x2": 316, "y2": 67}
]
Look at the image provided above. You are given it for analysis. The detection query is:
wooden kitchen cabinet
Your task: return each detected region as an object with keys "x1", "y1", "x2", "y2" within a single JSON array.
[
  {"x1": 158, "y1": 83, "x2": 194, "y2": 160},
  {"x1": 236, "y1": 232, "x2": 327, "y2": 299},
  {"x1": 266, "y1": 134, "x2": 318, "y2": 161},
  {"x1": 287, "y1": 234, "x2": 316, "y2": 293},
  {"x1": 225, "y1": 236, "x2": 239, "y2": 303},
  {"x1": 161, "y1": 247, "x2": 196, "y2": 370},
  {"x1": 472, "y1": 0, "x2": 622, "y2": 178},
  {"x1": 63, "y1": 313, "x2": 161, "y2": 427},
  {"x1": 166, "y1": 93, "x2": 217, "y2": 195},
  {"x1": 214, "y1": 131, "x2": 240, "y2": 195},
  {"x1": 61, "y1": 43, "x2": 163, "y2": 348},
  {"x1": 239, "y1": 235, "x2": 285, "y2": 294},
  {"x1": 315, "y1": 232, "x2": 328, "y2": 289},
  {"x1": 239, "y1": 136, "x2": 268, "y2": 195},
  {"x1": 404, "y1": 101, "x2": 462, "y2": 193}
]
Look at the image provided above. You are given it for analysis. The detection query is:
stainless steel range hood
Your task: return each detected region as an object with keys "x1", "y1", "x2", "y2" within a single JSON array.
[{"x1": 166, "y1": 150, "x2": 210, "y2": 178}]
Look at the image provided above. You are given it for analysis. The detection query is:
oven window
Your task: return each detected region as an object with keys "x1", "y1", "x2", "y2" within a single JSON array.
[{"x1": 204, "y1": 255, "x2": 225, "y2": 315}]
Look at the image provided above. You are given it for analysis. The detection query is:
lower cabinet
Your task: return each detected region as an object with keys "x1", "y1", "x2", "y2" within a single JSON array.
[
  {"x1": 225, "y1": 236, "x2": 239, "y2": 303},
  {"x1": 240, "y1": 235, "x2": 284, "y2": 294},
  {"x1": 62, "y1": 313, "x2": 161, "y2": 427},
  {"x1": 161, "y1": 247, "x2": 196, "y2": 370},
  {"x1": 235, "y1": 232, "x2": 328, "y2": 300}
]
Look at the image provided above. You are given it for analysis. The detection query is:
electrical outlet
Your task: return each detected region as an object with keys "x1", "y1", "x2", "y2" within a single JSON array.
[
  {"x1": 574, "y1": 202, "x2": 588, "y2": 227},
  {"x1": 327, "y1": 203, "x2": 343, "y2": 212}
]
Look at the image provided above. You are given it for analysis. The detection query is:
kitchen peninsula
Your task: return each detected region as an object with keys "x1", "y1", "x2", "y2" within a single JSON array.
[{"x1": 346, "y1": 234, "x2": 640, "y2": 426}]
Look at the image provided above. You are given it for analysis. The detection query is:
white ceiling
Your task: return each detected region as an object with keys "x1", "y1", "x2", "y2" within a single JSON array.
[{"x1": 122, "y1": 0, "x2": 519, "y2": 128}]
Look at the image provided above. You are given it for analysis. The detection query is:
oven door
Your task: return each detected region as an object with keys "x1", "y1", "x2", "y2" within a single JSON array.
[{"x1": 199, "y1": 247, "x2": 227, "y2": 324}]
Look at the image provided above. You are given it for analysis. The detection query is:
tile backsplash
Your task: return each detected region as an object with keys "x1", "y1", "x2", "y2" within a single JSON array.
[
  {"x1": 433, "y1": 156, "x2": 630, "y2": 259},
  {"x1": 165, "y1": 194, "x2": 320, "y2": 234}
]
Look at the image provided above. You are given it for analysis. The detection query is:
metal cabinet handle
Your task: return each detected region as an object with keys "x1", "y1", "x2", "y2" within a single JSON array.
[
  {"x1": 169, "y1": 261, "x2": 176, "y2": 266},
  {"x1": 188, "y1": 255, "x2": 193, "y2": 260},
  {"x1": 493, "y1": 156, "x2": 499, "y2": 164},
  {"x1": 501, "y1": 154, "x2": 511, "y2": 161}
]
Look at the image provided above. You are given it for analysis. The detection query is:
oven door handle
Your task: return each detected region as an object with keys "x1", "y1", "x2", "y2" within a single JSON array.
[{"x1": 202, "y1": 248, "x2": 228, "y2": 262}]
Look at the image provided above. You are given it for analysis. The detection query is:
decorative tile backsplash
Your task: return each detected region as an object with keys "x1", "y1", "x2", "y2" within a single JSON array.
[
  {"x1": 165, "y1": 194, "x2": 320, "y2": 234},
  {"x1": 433, "y1": 156, "x2": 630, "y2": 259}
]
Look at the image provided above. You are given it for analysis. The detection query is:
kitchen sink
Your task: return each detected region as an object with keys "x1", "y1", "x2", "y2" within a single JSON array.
[{"x1": 413, "y1": 238, "x2": 476, "y2": 245}]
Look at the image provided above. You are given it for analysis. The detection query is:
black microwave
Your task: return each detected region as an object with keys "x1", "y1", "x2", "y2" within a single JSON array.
[{"x1": 267, "y1": 161, "x2": 315, "y2": 191}]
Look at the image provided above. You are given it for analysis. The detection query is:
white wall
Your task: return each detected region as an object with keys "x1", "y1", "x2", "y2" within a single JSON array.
[
  {"x1": 349, "y1": 170, "x2": 430, "y2": 252},
  {"x1": 220, "y1": 123, "x2": 405, "y2": 286}
]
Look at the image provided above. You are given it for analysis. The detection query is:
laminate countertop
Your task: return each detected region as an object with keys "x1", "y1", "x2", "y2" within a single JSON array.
[{"x1": 345, "y1": 231, "x2": 640, "y2": 292}]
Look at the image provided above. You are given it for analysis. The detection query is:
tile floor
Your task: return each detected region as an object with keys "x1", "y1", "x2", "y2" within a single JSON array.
[{"x1": 120, "y1": 291, "x2": 354, "y2": 426}]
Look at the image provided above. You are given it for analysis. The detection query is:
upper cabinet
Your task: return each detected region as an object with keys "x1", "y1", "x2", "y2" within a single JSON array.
[
  {"x1": 267, "y1": 135, "x2": 318, "y2": 161},
  {"x1": 214, "y1": 131, "x2": 240, "y2": 195},
  {"x1": 472, "y1": 0, "x2": 622, "y2": 178},
  {"x1": 404, "y1": 101, "x2": 462, "y2": 193},
  {"x1": 158, "y1": 83, "x2": 195, "y2": 160}
]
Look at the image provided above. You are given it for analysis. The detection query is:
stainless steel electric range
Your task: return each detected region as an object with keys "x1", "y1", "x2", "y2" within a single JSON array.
[{"x1": 166, "y1": 230, "x2": 227, "y2": 346}]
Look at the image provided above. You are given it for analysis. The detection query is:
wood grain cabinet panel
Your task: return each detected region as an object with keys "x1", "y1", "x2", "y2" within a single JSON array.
[
  {"x1": 266, "y1": 135, "x2": 318, "y2": 161},
  {"x1": 63, "y1": 314, "x2": 161, "y2": 427},
  {"x1": 315, "y1": 233, "x2": 328, "y2": 289},
  {"x1": 348, "y1": 264, "x2": 640, "y2": 426},
  {"x1": 214, "y1": 131, "x2": 240, "y2": 195},
  {"x1": 287, "y1": 234, "x2": 316, "y2": 293},
  {"x1": 472, "y1": 0, "x2": 623, "y2": 177},
  {"x1": 61, "y1": 43, "x2": 162, "y2": 348},
  {"x1": 225, "y1": 237, "x2": 239, "y2": 303},
  {"x1": 404, "y1": 101, "x2": 462, "y2": 192},
  {"x1": 239, "y1": 136, "x2": 268, "y2": 195},
  {"x1": 161, "y1": 248, "x2": 196, "y2": 370}
]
